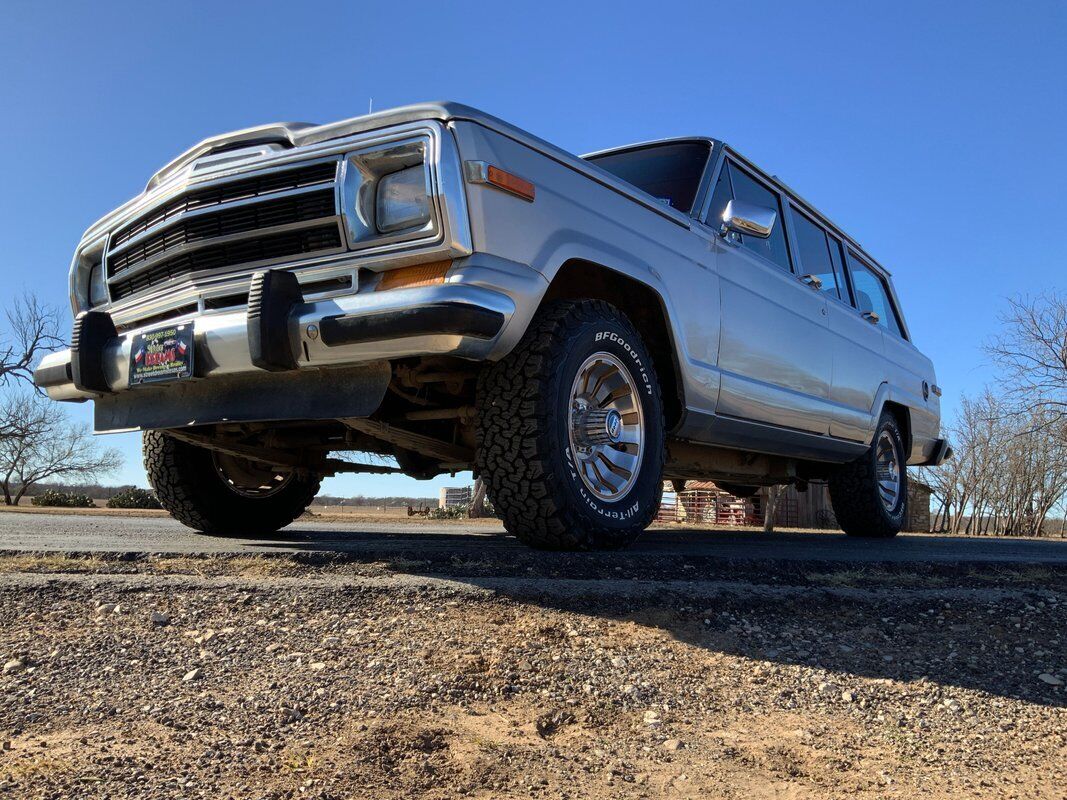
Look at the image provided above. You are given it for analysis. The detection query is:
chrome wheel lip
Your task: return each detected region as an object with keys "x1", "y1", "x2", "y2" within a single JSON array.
[
  {"x1": 567, "y1": 351, "x2": 644, "y2": 502},
  {"x1": 875, "y1": 429, "x2": 902, "y2": 513},
  {"x1": 212, "y1": 453, "x2": 294, "y2": 499}
]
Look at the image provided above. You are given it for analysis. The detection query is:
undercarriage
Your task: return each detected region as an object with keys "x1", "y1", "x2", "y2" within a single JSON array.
[{"x1": 161, "y1": 356, "x2": 482, "y2": 482}]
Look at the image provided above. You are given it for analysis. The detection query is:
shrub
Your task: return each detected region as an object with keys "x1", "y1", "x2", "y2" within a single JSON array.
[
  {"x1": 31, "y1": 490, "x2": 94, "y2": 508},
  {"x1": 426, "y1": 500, "x2": 497, "y2": 520},
  {"x1": 106, "y1": 487, "x2": 162, "y2": 510},
  {"x1": 428, "y1": 505, "x2": 467, "y2": 520}
]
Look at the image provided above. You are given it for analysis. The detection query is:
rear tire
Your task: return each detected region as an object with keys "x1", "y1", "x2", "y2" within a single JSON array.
[
  {"x1": 143, "y1": 431, "x2": 321, "y2": 536},
  {"x1": 828, "y1": 412, "x2": 907, "y2": 538},
  {"x1": 476, "y1": 300, "x2": 665, "y2": 550}
]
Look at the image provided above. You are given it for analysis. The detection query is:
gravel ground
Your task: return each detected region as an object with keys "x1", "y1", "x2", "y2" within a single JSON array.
[{"x1": 0, "y1": 554, "x2": 1064, "y2": 799}]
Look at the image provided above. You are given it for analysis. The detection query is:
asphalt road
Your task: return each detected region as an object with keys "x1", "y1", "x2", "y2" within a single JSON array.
[{"x1": 0, "y1": 511, "x2": 1065, "y2": 564}]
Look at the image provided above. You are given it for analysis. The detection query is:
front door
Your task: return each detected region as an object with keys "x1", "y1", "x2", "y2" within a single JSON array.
[{"x1": 706, "y1": 159, "x2": 833, "y2": 435}]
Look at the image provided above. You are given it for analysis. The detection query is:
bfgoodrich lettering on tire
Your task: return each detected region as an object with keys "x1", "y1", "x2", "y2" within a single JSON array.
[
  {"x1": 828, "y1": 411, "x2": 908, "y2": 538},
  {"x1": 476, "y1": 299, "x2": 665, "y2": 550}
]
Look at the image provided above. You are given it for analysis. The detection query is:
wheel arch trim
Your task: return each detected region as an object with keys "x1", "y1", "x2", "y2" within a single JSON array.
[
  {"x1": 869, "y1": 382, "x2": 920, "y2": 456},
  {"x1": 538, "y1": 257, "x2": 688, "y2": 430}
]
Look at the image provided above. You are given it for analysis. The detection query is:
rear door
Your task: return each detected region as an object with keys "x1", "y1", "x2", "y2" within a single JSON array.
[
  {"x1": 785, "y1": 206, "x2": 876, "y2": 442},
  {"x1": 706, "y1": 158, "x2": 834, "y2": 435},
  {"x1": 826, "y1": 248, "x2": 896, "y2": 441}
]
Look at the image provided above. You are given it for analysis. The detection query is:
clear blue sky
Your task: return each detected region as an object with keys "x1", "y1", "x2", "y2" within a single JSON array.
[{"x1": 2, "y1": 1, "x2": 1064, "y2": 497}]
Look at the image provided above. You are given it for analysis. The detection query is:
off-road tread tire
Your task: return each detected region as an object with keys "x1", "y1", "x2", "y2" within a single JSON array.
[
  {"x1": 143, "y1": 431, "x2": 321, "y2": 536},
  {"x1": 828, "y1": 412, "x2": 907, "y2": 539},
  {"x1": 476, "y1": 299, "x2": 665, "y2": 551}
]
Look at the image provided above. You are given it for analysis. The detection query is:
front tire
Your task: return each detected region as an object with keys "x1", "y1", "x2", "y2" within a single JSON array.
[
  {"x1": 476, "y1": 300, "x2": 665, "y2": 550},
  {"x1": 828, "y1": 412, "x2": 908, "y2": 538},
  {"x1": 143, "y1": 431, "x2": 321, "y2": 536}
]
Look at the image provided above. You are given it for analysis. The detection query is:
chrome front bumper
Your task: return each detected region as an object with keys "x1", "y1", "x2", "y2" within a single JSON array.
[{"x1": 35, "y1": 259, "x2": 539, "y2": 432}]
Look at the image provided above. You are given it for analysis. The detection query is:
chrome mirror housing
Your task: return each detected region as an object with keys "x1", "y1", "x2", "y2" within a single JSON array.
[{"x1": 721, "y1": 199, "x2": 776, "y2": 239}]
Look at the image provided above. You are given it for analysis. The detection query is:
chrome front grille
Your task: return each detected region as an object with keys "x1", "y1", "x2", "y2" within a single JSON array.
[{"x1": 105, "y1": 159, "x2": 345, "y2": 302}]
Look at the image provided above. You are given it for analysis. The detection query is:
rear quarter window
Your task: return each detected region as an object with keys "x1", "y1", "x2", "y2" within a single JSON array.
[{"x1": 846, "y1": 252, "x2": 906, "y2": 338}]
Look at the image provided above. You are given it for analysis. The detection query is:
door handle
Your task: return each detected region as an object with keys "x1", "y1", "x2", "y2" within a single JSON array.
[
  {"x1": 800, "y1": 274, "x2": 823, "y2": 290},
  {"x1": 861, "y1": 311, "x2": 880, "y2": 325}
]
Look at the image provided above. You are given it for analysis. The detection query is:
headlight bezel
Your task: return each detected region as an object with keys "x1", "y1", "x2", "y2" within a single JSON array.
[
  {"x1": 339, "y1": 135, "x2": 440, "y2": 252},
  {"x1": 68, "y1": 237, "x2": 109, "y2": 314},
  {"x1": 88, "y1": 262, "x2": 109, "y2": 308}
]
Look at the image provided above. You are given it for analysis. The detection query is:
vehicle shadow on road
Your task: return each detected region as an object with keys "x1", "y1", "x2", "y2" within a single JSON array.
[{"x1": 246, "y1": 525, "x2": 1067, "y2": 708}]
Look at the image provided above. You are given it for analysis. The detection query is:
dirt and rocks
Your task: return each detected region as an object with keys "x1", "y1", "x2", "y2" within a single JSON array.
[{"x1": 0, "y1": 551, "x2": 1064, "y2": 799}]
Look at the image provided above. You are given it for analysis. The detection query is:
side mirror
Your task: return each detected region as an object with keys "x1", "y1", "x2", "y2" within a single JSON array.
[{"x1": 721, "y1": 199, "x2": 776, "y2": 239}]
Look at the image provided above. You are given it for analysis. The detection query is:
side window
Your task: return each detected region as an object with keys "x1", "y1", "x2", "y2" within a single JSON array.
[
  {"x1": 727, "y1": 163, "x2": 792, "y2": 272},
  {"x1": 788, "y1": 207, "x2": 844, "y2": 299},
  {"x1": 846, "y1": 252, "x2": 905, "y2": 338}
]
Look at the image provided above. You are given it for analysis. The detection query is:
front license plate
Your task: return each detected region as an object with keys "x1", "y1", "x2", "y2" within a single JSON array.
[{"x1": 128, "y1": 323, "x2": 194, "y2": 386}]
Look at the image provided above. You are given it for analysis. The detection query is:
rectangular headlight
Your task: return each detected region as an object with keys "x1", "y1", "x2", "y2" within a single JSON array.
[{"x1": 375, "y1": 166, "x2": 431, "y2": 234}]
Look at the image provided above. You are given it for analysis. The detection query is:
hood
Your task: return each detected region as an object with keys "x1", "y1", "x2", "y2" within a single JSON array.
[{"x1": 145, "y1": 102, "x2": 485, "y2": 191}]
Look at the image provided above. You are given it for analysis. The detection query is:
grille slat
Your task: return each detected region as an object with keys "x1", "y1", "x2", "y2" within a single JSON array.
[
  {"x1": 107, "y1": 189, "x2": 336, "y2": 277},
  {"x1": 105, "y1": 159, "x2": 342, "y2": 302},
  {"x1": 109, "y1": 225, "x2": 343, "y2": 302},
  {"x1": 110, "y1": 161, "x2": 337, "y2": 249}
]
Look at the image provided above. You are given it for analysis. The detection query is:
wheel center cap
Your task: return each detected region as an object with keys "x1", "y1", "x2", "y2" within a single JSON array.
[
  {"x1": 573, "y1": 406, "x2": 624, "y2": 448},
  {"x1": 604, "y1": 409, "x2": 622, "y2": 443}
]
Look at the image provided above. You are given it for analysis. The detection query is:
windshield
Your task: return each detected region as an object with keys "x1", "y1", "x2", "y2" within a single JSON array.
[{"x1": 585, "y1": 141, "x2": 710, "y2": 213}]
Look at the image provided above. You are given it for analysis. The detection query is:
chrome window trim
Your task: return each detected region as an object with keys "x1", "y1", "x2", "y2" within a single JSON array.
[
  {"x1": 719, "y1": 145, "x2": 893, "y2": 279},
  {"x1": 698, "y1": 146, "x2": 912, "y2": 338},
  {"x1": 783, "y1": 200, "x2": 853, "y2": 307},
  {"x1": 825, "y1": 232, "x2": 858, "y2": 311}
]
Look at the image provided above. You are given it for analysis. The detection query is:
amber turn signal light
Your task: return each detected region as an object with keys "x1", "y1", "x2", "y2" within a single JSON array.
[
  {"x1": 375, "y1": 260, "x2": 452, "y2": 292},
  {"x1": 486, "y1": 166, "x2": 535, "y2": 201},
  {"x1": 464, "y1": 160, "x2": 535, "y2": 202}
]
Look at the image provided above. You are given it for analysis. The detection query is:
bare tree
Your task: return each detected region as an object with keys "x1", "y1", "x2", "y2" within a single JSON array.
[
  {"x1": 468, "y1": 476, "x2": 489, "y2": 518},
  {"x1": 0, "y1": 294, "x2": 63, "y2": 386},
  {"x1": 919, "y1": 390, "x2": 1067, "y2": 537},
  {"x1": 0, "y1": 394, "x2": 122, "y2": 505},
  {"x1": 987, "y1": 292, "x2": 1067, "y2": 428},
  {"x1": 762, "y1": 485, "x2": 782, "y2": 533}
]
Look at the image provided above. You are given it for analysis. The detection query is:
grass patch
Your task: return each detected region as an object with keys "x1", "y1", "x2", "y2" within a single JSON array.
[
  {"x1": 280, "y1": 748, "x2": 322, "y2": 775},
  {"x1": 3, "y1": 754, "x2": 75, "y2": 779},
  {"x1": 805, "y1": 568, "x2": 950, "y2": 589},
  {"x1": 0, "y1": 554, "x2": 108, "y2": 574}
]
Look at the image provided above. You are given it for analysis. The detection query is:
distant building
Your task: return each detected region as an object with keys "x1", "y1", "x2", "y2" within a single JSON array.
[{"x1": 439, "y1": 486, "x2": 472, "y2": 509}]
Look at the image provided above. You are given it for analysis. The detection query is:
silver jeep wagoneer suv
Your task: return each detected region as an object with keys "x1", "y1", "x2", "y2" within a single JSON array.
[{"x1": 35, "y1": 103, "x2": 951, "y2": 550}]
